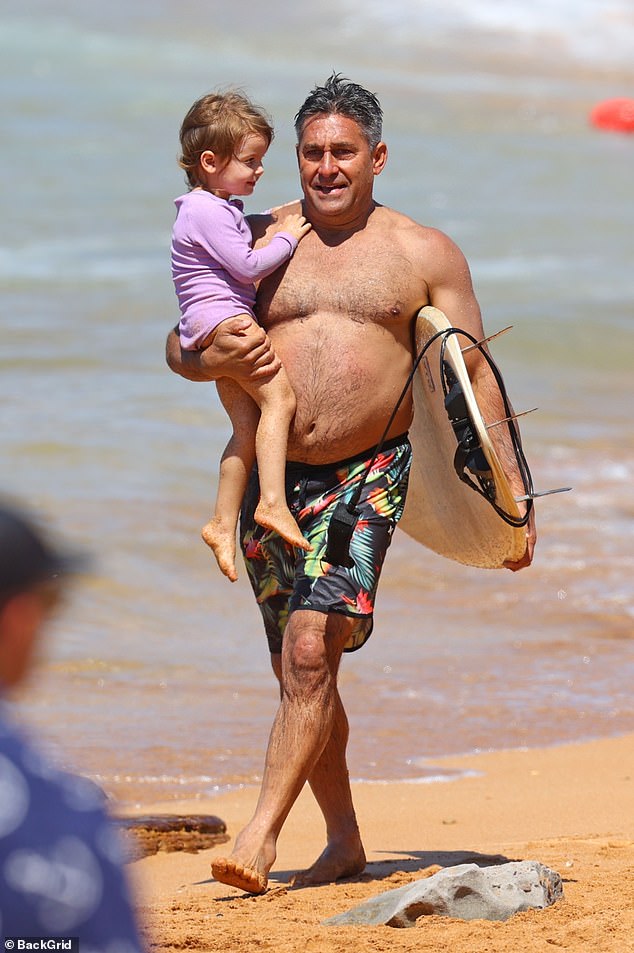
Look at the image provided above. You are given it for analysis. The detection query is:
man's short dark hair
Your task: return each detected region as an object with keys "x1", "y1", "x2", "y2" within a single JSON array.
[{"x1": 294, "y1": 73, "x2": 383, "y2": 149}]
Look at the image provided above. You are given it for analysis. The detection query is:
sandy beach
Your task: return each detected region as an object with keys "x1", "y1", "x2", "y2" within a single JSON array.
[{"x1": 126, "y1": 732, "x2": 634, "y2": 952}]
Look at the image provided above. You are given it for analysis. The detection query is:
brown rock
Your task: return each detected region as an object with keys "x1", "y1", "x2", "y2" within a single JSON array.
[{"x1": 116, "y1": 813, "x2": 229, "y2": 861}]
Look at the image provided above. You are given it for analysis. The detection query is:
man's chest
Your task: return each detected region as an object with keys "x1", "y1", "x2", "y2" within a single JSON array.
[{"x1": 258, "y1": 237, "x2": 424, "y2": 326}]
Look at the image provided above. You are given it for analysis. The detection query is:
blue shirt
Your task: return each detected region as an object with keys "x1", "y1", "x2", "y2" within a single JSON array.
[{"x1": 0, "y1": 699, "x2": 145, "y2": 948}]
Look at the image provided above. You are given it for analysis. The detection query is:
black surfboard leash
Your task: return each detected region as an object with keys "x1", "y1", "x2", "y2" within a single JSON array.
[
  {"x1": 325, "y1": 325, "x2": 534, "y2": 567},
  {"x1": 437, "y1": 328, "x2": 534, "y2": 528}
]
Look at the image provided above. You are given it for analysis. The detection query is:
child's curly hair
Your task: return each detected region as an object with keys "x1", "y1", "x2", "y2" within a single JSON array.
[{"x1": 178, "y1": 90, "x2": 274, "y2": 188}]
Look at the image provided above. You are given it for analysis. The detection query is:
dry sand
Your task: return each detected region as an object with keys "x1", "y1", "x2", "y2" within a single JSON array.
[{"x1": 127, "y1": 733, "x2": 634, "y2": 952}]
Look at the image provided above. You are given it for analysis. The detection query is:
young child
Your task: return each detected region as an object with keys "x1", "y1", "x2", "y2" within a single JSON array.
[{"x1": 172, "y1": 91, "x2": 312, "y2": 582}]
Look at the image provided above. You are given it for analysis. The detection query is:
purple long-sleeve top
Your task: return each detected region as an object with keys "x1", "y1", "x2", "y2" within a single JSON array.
[{"x1": 171, "y1": 189, "x2": 297, "y2": 350}]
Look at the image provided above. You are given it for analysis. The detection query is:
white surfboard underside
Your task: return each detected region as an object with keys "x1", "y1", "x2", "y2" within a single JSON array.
[{"x1": 398, "y1": 307, "x2": 528, "y2": 568}]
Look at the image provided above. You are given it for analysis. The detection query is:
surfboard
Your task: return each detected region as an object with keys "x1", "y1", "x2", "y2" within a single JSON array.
[{"x1": 398, "y1": 306, "x2": 529, "y2": 569}]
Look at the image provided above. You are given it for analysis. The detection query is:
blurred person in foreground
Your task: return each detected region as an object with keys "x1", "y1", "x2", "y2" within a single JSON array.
[{"x1": 0, "y1": 500, "x2": 145, "y2": 947}]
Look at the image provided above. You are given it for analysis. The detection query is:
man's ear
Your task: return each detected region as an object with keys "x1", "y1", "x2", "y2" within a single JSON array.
[
  {"x1": 372, "y1": 141, "x2": 388, "y2": 176},
  {"x1": 200, "y1": 150, "x2": 218, "y2": 174}
]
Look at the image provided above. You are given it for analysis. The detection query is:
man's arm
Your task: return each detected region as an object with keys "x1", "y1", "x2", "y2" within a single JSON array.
[
  {"x1": 165, "y1": 316, "x2": 281, "y2": 383},
  {"x1": 425, "y1": 230, "x2": 536, "y2": 571}
]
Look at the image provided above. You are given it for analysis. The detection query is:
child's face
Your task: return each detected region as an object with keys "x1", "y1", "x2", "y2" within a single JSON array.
[{"x1": 201, "y1": 132, "x2": 269, "y2": 199}]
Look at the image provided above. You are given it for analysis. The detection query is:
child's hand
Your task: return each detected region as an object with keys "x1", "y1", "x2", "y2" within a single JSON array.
[{"x1": 274, "y1": 213, "x2": 312, "y2": 242}]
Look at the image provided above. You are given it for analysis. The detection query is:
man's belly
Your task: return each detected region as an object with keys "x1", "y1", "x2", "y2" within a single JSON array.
[{"x1": 273, "y1": 319, "x2": 414, "y2": 465}]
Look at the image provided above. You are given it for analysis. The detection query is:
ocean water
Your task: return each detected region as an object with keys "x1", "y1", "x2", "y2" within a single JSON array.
[{"x1": 2, "y1": 0, "x2": 633, "y2": 805}]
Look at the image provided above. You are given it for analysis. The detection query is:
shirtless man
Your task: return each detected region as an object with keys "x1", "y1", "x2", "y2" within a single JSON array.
[{"x1": 166, "y1": 74, "x2": 535, "y2": 894}]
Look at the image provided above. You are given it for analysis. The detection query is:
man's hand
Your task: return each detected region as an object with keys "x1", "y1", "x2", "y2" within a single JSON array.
[{"x1": 165, "y1": 316, "x2": 281, "y2": 383}]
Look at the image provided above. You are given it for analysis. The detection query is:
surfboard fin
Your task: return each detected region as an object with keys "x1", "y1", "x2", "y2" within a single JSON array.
[
  {"x1": 514, "y1": 487, "x2": 572, "y2": 502},
  {"x1": 485, "y1": 408, "x2": 538, "y2": 430},
  {"x1": 460, "y1": 326, "x2": 513, "y2": 354}
]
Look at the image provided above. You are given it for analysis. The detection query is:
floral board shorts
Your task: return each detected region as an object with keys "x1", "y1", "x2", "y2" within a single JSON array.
[{"x1": 240, "y1": 433, "x2": 412, "y2": 655}]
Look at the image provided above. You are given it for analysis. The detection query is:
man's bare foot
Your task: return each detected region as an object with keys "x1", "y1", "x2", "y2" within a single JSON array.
[
  {"x1": 290, "y1": 840, "x2": 367, "y2": 888},
  {"x1": 212, "y1": 856, "x2": 267, "y2": 895},
  {"x1": 212, "y1": 824, "x2": 277, "y2": 894},
  {"x1": 254, "y1": 501, "x2": 312, "y2": 551},
  {"x1": 200, "y1": 519, "x2": 237, "y2": 582}
]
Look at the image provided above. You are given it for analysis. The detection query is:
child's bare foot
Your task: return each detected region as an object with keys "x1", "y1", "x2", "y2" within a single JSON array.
[
  {"x1": 201, "y1": 519, "x2": 238, "y2": 582},
  {"x1": 254, "y1": 501, "x2": 312, "y2": 551}
]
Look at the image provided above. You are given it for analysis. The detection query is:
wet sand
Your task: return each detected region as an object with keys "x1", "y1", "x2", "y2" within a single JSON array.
[{"x1": 127, "y1": 732, "x2": 634, "y2": 952}]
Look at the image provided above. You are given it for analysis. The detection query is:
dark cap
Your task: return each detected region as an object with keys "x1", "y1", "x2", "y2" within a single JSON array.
[{"x1": 0, "y1": 501, "x2": 88, "y2": 601}]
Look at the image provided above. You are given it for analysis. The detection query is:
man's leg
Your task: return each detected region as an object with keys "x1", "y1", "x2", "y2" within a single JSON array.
[
  {"x1": 266, "y1": 640, "x2": 366, "y2": 886},
  {"x1": 211, "y1": 608, "x2": 363, "y2": 893}
]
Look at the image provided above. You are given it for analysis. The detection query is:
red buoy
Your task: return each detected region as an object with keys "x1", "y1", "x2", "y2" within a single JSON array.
[{"x1": 590, "y1": 98, "x2": 634, "y2": 133}]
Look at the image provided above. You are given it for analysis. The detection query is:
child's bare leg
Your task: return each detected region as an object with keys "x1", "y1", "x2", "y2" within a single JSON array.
[
  {"x1": 201, "y1": 378, "x2": 258, "y2": 581},
  {"x1": 241, "y1": 368, "x2": 311, "y2": 551}
]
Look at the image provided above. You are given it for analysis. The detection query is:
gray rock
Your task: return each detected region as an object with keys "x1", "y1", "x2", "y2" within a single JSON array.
[{"x1": 323, "y1": 861, "x2": 563, "y2": 927}]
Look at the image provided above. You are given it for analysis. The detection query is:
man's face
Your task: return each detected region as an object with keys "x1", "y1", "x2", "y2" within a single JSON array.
[{"x1": 296, "y1": 113, "x2": 387, "y2": 227}]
